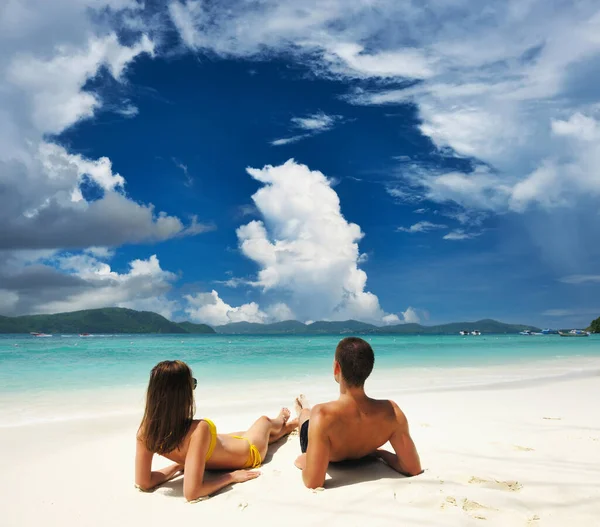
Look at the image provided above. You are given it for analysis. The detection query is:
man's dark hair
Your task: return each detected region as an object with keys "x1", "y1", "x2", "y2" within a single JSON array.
[{"x1": 335, "y1": 337, "x2": 375, "y2": 387}]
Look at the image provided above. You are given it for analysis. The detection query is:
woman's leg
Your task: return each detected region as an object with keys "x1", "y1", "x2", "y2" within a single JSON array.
[{"x1": 243, "y1": 408, "x2": 298, "y2": 459}]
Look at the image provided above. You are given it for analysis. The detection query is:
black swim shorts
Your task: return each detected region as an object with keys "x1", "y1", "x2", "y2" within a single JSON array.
[{"x1": 300, "y1": 420, "x2": 310, "y2": 453}]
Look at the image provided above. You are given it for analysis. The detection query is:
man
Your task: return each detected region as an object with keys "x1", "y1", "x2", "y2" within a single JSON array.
[{"x1": 294, "y1": 337, "x2": 422, "y2": 488}]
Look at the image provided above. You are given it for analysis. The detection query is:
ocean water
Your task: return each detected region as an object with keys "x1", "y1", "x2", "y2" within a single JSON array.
[
  {"x1": 1, "y1": 334, "x2": 599, "y2": 427},
  {"x1": 2, "y1": 333, "x2": 600, "y2": 392}
]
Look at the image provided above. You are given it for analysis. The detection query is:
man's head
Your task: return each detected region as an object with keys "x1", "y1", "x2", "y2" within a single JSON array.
[{"x1": 333, "y1": 337, "x2": 375, "y2": 387}]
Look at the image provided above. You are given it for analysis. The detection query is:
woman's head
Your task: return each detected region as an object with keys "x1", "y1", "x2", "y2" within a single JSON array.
[{"x1": 138, "y1": 360, "x2": 196, "y2": 454}]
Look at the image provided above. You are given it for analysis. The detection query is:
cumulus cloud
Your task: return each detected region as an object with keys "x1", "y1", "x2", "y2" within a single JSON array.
[
  {"x1": 397, "y1": 221, "x2": 446, "y2": 233},
  {"x1": 228, "y1": 159, "x2": 398, "y2": 323},
  {"x1": 0, "y1": 251, "x2": 179, "y2": 318},
  {"x1": 401, "y1": 307, "x2": 421, "y2": 324},
  {"x1": 0, "y1": 1, "x2": 218, "y2": 315},
  {"x1": 180, "y1": 160, "x2": 414, "y2": 325},
  {"x1": 184, "y1": 290, "x2": 269, "y2": 326}
]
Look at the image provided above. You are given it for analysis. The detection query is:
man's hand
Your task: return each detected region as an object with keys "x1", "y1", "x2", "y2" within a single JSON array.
[{"x1": 294, "y1": 453, "x2": 307, "y2": 470}]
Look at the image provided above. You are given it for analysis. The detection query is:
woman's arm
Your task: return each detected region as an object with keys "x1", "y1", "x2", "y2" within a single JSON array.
[
  {"x1": 135, "y1": 439, "x2": 183, "y2": 491},
  {"x1": 182, "y1": 421, "x2": 260, "y2": 501}
]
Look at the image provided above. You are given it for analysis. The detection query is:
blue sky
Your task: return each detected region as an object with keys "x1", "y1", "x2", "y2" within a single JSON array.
[{"x1": 1, "y1": 1, "x2": 599, "y2": 328}]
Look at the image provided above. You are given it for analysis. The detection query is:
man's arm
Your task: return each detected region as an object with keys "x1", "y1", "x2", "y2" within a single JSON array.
[
  {"x1": 301, "y1": 407, "x2": 331, "y2": 489},
  {"x1": 375, "y1": 403, "x2": 422, "y2": 477}
]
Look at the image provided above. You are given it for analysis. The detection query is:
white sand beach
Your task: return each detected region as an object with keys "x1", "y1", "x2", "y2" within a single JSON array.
[{"x1": 2, "y1": 359, "x2": 600, "y2": 527}]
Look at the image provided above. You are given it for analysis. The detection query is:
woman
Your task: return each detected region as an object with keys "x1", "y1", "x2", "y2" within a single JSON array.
[{"x1": 135, "y1": 360, "x2": 298, "y2": 501}]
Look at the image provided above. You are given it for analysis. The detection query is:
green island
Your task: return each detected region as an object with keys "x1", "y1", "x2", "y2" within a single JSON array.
[
  {"x1": 212, "y1": 318, "x2": 540, "y2": 335},
  {"x1": 4, "y1": 308, "x2": 596, "y2": 335},
  {"x1": 0, "y1": 308, "x2": 214, "y2": 334}
]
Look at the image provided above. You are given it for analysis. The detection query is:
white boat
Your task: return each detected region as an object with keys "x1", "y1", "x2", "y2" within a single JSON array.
[
  {"x1": 558, "y1": 329, "x2": 589, "y2": 337},
  {"x1": 471, "y1": 330, "x2": 481, "y2": 336},
  {"x1": 30, "y1": 332, "x2": 52, "y2": 337}
]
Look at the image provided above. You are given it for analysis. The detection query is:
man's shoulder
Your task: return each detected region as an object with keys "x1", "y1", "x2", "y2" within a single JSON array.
[
  {"x1": 383, "y1": 399, "x2": 409, "y2": 428},
  {"x1": 311, "y1": 401, "x2": 338, "y2": 417},
  {"x1": 309, "y1": 401, "x2": 341, "y2": 427}
]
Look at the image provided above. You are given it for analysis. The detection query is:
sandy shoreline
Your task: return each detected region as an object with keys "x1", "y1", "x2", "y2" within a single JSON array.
[{"x1": 2, "y1": 359, "x2": 600, "y2": 526}]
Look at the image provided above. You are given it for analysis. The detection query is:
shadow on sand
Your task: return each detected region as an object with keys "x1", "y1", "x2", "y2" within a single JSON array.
[
  {"x1": 325, "y1": 457, "x2": 408, "y2": 489},
  {"x1": 159, "y1": 435, "x2": 293, "y2": 499}
]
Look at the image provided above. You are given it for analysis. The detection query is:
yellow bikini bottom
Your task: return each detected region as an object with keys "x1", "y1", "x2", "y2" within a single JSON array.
[
  {"x1": 231, "y1": 435, "x2": 262, "y2": 469},
  {"x1": 203, "y1": 418, "x2": 262, "y2": 469}
]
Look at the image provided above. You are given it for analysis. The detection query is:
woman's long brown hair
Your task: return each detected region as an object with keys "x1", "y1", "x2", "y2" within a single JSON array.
[{"x1": 137, "y1": 360, "x2": 196, "y2": 454}]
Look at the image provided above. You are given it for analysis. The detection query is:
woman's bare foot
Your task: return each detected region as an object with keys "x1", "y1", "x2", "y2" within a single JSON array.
[
  {"x1": 278, "y1": 407, "x2": 291, "y2": 424},
  {"x1": 268, "y1": 409, "x2": 298, "y2": 443}
]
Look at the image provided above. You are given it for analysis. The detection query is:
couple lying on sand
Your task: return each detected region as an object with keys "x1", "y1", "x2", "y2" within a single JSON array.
[{"x1": 135, "y1": 337, "x2": 422, "y2": 502}]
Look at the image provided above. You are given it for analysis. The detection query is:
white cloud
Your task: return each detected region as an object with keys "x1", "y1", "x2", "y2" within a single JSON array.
[
  {"x1": 271, "y1": 112, "x2": 341, "y2": 146},
  {"x1": 233, "y1": 159, "x2": 396, "y2": 323},
  {"x1": 0, "y1": 8, "x2": 211, "y2": 255},
  {"x1": 8, "y1": 33, "x2": 153, "y2": 135},
  {"x1": 35, "y1": 253, "x2": 178, "y2": 318},
  {"x1": 266, "y1": 302, "x2": 296, "y2": 321},
  {"x1": 401, "y1": 307, "x2": 421, "y2": 324},
  {"x1": 184, "y1": 290, "x2": 269, "y2": 326},
  {"x1": 397, "y1": 221, "x2": 446, "y2": 233},
  {"x1": 185, "y1": 158, "x2": 403, "y2": 325},
  {"x1": 327, "y1": 42, "x2": 435, "y2": 79},
  {"x1": 164, "y1": 1, "x2": 600, "y2": 219},
  {"x1": 271, "y1": 135, "x2": 308, "y2": 146},
  {"x1": 443, "y1": 230, "x2": 481, "y2": 241},
  {"x1": 382, "y1": 313, "x2": 401, "y2": 325},
  {"x1": 173, "y1": 158, "x2": 193, "y2": 187},
  {"x1": 559, "y1": 275, "x2": 600, "y2": 285},
  {"x1": 291, "y1": 112, "x2": 340, "y2": 131},
  {"x1": 116, "y1": 104, "x2": 139, "y2": 118},
  {"x1": 0, "y1": 1, "x2": 215, "y2": 316}
]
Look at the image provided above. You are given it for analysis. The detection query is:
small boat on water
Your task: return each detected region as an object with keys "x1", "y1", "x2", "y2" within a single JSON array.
[
  {"x1": 520, "y1": 330, "x2": 543, "y2": 335},
  {"x1": 541, "y1": 328, "x2": 559, "y2": 335},
  {"x1": 459, "y1": 330, "x2": 481, "y2": 335},
  {"x1": 471, "y1": 330, "x2": 481, "y2": 336},
  {"x1": 79, "y1": 333, "x2": 92, "y2": 337},
  {"x1": 558, "y1": 329, "x2": 589, "y2": 337},
  {"x1": 30, "y1": 332, "x2": 52, "y2": 337}
]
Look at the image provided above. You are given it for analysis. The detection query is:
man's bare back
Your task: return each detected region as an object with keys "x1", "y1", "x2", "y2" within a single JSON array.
[
  {"x1": 294, "y1": 337, "x2": 422, "y2": 489},
  {"x1": 306, "y1": 395, "x2": 398, "y2": 462}
]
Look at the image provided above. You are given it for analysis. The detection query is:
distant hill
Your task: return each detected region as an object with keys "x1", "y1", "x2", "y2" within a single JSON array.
[
  {"x1": 589, "y1": 316, "x2": 600, "y2": 334},
  {"x1": 214, "y1": 318, "x2": 539, "y2": 335},
  {"x1": 382, "y1": 319, "x2": 539, "y2": 335},
  {"x1": 0, "y1": 308, "x2": 215, "y2": 334},
  {"x1": 0, "y1": 308, "x2": 539, "y2": 336},
  {"x1": 177, "y1": 321, "x2": 219, "y2": 334},
  {"x1": 212, "y1": 319, "x2": 379, "y2": 334},
  {"x1": 212, "y1": 320, "x2": 309, "y2": 334}
]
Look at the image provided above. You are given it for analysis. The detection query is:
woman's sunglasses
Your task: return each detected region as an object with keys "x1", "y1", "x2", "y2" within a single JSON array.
[{"x1": 193, "y1": 377, "x2": 197, "y2": 390}]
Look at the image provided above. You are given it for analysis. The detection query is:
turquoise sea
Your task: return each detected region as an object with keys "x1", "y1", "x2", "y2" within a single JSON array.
[{"x1": 2, "y1": 333, "x2": 599, "y2": 394}]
